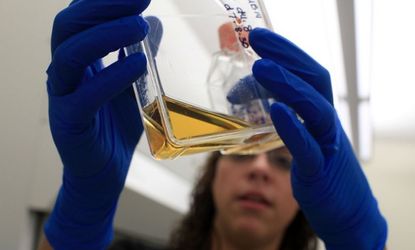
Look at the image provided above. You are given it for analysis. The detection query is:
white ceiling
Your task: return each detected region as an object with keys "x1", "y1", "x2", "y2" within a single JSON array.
[{"x1": 370, "y1": 0, "x2": 415, "y2": 140}]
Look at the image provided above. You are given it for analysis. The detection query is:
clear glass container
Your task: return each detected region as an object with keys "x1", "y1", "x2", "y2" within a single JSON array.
[{"x1": 126, "y1": 0, "x2": 284, "y2": 159}]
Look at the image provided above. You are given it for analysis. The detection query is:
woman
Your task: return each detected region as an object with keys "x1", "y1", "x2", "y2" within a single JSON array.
[
  {"x1": 108, "y1": 148, "x2": 316, "y2": 250},
  {"x1": 39, "y1": 0, "x2": 387, "y2": 249},
  {"x1": 169, "y1": 149, "x2": 316, "y2": 250}
]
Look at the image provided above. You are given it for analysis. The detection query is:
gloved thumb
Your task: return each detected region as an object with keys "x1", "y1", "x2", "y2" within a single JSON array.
[{"x1": 66, "y1": 53, "x2": 147, "y2": 123}]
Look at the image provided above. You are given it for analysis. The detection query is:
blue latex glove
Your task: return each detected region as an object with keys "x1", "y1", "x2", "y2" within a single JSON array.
[
  {"x1": 44, "y1": 0, "x2": 151, "y2": 249},
  {"x1": 249, "y1": 28, "x2": 387, "y2": 250}
]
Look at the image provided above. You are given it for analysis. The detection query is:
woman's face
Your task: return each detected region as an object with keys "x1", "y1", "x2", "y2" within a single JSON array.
[{"x1": 212, "y1": 147, "x2": 299, "y2": 247}]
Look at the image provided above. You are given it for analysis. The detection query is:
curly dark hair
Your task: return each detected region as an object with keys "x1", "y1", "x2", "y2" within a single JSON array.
[{"x1": 168, "y1": 151, "x2": 317, "y2": 250}]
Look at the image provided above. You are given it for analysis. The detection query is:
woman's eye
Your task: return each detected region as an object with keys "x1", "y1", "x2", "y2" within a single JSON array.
[{"x1": 269, "y1": 155, "x2": 292, "y2": 170}]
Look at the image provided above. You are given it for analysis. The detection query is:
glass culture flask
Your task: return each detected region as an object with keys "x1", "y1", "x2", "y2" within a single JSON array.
[{"x1": 126, "y1": 0, "x2": 284, "y2": 159}]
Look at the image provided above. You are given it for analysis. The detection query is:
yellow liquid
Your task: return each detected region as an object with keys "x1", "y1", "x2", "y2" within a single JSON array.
[{"x1": 143, "y1": 95, "x2": 283, "y2": 159}]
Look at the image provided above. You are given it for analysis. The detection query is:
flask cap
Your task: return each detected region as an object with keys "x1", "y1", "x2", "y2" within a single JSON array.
[{"x1": 218, "y1": 22, "x2": 240, "y2": 52}]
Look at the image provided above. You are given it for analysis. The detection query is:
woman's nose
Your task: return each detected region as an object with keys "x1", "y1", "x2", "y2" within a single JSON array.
[{"x1": 248, "y1": 153, "x2": 272, "y2": 183}]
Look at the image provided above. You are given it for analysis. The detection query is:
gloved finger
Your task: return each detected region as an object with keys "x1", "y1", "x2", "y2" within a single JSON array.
[
  {"x1": 48, "y1": 15, "x2": 148, "y2": 96},
  {"x1": 51, "y1": 0, "x2": 151, "y2": 54},
  {"x1": 109, "y1": 84, "x2": 144, "y2": 149},
  {"x1": 67, "y1": 53, "x2": 147, "y2": 123},
  {"x1": 125, "y1": 15, "x2": 163, "y2": 57},
  {"x1": 270, "y1": 102, "x2": 324, "y2": 177},
  {"x1": 253, "y1": 59, "x2": 337, "y2": 146},
  {"x1": 68, "y1": 0, "x2": 81, "y2": 7},
  {"x1": 144, "y1": 16, "x2": 164, "y2": 57},
  {"x1": 249, "y1": 28, "x2": 333, "y2": 105}
]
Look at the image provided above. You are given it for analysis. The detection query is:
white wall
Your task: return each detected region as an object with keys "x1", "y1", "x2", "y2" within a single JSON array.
[
  {"x1": 0, "y1": 1, "x2": 69, "y2": 249},
  {"x1": 364, "y1": 139, "x2": 415, "y2": 249}
]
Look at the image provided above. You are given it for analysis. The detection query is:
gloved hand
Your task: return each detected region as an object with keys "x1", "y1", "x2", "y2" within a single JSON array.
[
  {"x1": 44, "y1": 0, "x2": 151, "y2": 249},
  {"x1": 249, "y1": 28, "x2": 387, "y2": 250}
]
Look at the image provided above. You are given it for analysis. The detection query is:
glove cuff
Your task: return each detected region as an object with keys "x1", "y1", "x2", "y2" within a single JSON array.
[
  {"x1": 44, "y1": 186, "x2": 118, "y2": 250},
  {"x1": 44, "y1": 161, "x2": 127, "y2": 250}
]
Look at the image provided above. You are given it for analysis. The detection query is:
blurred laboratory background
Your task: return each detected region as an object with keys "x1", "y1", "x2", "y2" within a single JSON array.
[{"x1": 1, "y1": 0, "x2": 414, "y2": 249}]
